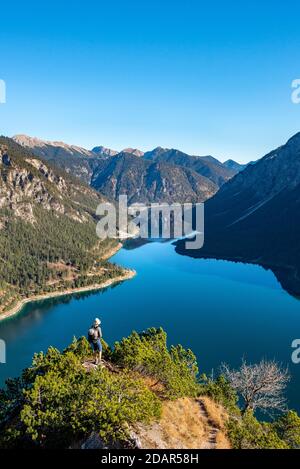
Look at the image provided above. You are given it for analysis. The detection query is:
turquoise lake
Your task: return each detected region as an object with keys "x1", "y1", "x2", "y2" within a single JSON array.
[{"x1": 0, "y1": 240, "x2": 300, "y2": 414}]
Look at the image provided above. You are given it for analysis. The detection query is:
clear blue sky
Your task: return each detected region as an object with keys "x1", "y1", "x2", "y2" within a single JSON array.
[{"x1": 1, "y1": 0, "x2": 300, "y2": 162}]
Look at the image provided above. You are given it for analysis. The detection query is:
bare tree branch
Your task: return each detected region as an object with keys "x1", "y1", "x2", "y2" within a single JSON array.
[{"x1": 221, "y1": 359, "x2": 290, "y2": 414}]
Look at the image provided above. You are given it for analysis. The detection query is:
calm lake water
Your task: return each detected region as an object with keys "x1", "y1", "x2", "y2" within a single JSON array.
[{"x1": 0, "y1": 240, "x2": 300, "y2": 413}]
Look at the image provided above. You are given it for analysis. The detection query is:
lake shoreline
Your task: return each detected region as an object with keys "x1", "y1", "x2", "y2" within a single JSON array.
[
  {"x1": 0, "y1": 242, "x2": 136, "y2": 322},
  {"x1": 100, "y1": 242, "x2": 123, "y2": 260}
]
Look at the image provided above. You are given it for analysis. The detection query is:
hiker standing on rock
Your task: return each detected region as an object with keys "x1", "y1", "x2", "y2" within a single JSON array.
[{"x1": 88, "y1": 318, "x2": 102, "y2": 365}]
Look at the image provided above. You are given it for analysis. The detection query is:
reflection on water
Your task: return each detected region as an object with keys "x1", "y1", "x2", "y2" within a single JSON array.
[{"x1": 175, "y1": 238, "x2": 300, "y2": 299}]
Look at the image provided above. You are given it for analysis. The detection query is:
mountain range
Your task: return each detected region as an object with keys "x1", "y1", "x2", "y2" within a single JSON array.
[
  {"x1": 12, "y1": 134, "x2": 245, "y2": 204},
  {"x1": 175, "y1": 132, "x2": 300, "y2": 296},
  {"x1": 91, "y1": 151, "x2": 218, "y2": 203},
  {"x1": 143, "y1": 148, "x2": 239, "y2": 186}
]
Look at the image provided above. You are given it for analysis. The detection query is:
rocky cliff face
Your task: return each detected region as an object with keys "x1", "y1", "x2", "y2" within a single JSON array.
[
  {"x1": 0, "y1": 138, "x2": 104, "y2": 225},
  {"x1": 13, "y1": 134, "x2": 94, "y2": 158},
  {"x1": 13, "y1": 134, "x2": 98, "y2": 184}
]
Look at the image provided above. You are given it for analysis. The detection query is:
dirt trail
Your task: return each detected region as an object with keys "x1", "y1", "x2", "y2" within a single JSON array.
[{"x1": 198, "y1": 399, "x2": 219, "y2": 449}]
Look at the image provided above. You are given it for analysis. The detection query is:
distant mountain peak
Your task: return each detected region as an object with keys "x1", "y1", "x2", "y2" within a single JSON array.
[
  {"x1": 13, "y1": 134, "x2": 93, "y2": 158},
  {"x1": 153, "y1": 146, "x2": 168, "y2": 151},
  {"x1": 91, "y1": 145, "x2": 118, "y2": 157},
  {"x1": 121, "y1": 148, "x2": 144, "y2": 157},
  {"x1": 223, "y1": 159, "x2": 247, "y2": 173},
  {"x1": 13, "y1": 134, "x2": 47, "y2": 148},
  {"x1": 223, "y1": 159, "x2": 236, "y2": 165}
]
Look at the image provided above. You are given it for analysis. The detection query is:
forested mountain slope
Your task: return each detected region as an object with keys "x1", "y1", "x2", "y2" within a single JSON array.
[
  {"x1": 91, "y1": 152, "x2": 218, "y2": 203},
  {"x1": 0, "y1": 137, "x2": 126, "y2": 317},
  {"x1": 144, "y1": 148, "x2": 238, "y2": 186}
]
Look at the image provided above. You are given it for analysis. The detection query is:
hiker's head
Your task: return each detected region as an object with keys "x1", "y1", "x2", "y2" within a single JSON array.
[{"x1": 94, "y1": 318, "x2": 101, "y2": 327}]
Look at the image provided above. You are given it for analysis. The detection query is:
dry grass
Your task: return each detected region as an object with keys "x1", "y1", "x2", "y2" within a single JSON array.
[
  {"x1": 135, "y1": 397, "x2": 207, "y2": 449},
  {"x1": 161, "y1": 398, "x2": 208, "y2": 448},
  {"x1": 134, "y1": 396, "x2": 231, "y2": 450},
  {"x1": 199, "y1": 396, "x2": 229, "y2": 430},
  {"x1": 215, "y1": 431, "x2": 231, "y2": 449}
]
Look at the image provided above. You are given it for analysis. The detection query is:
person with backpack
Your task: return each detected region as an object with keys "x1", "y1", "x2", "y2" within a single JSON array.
[{"x1": 88, "y1": 318, "x2": 102, "y2": 365}]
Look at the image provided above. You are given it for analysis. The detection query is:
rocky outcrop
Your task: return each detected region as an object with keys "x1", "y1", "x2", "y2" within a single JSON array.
[
  {"x1": 13, "y1": 134, "x2": 97, "y2": 184},
  {"x1": 0, "y1": 139, "x2": 104, "y2": 225}
]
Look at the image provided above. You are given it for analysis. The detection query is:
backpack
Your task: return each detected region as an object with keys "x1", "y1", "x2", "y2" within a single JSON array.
[{"x1": 88, "y1": 328, "x2": 97, "y2": 343}]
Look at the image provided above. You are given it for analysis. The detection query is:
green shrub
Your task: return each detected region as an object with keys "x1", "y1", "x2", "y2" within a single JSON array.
[
  {"x1": 227, "y1": 411, "x2": 288, "y2": 449},
  {"x1": 199, "y1": 374, "x2": 239, "y2": 415},
  {"x1": 0, "y1": 341, "x2": 161, "y2": 449},
  {"x1": 111, "y1": 327, "x2": 199, "y2": 399},
  {"x1": 271, "y1": 410, "x2": 300, "y2": 449},
  {"x1": 0, "y1": 377, "x2": 26, "y2": 424}
]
